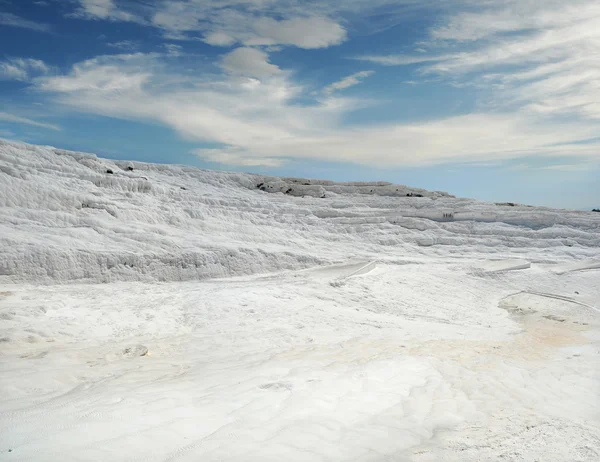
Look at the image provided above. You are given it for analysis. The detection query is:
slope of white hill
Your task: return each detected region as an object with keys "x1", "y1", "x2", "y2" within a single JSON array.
[
  {"x1": 0, "y1": 139, "x2": 599, "y2": 461},
  {"x1": 1, "y1": 139, "x2": 598, "y2": 284}
]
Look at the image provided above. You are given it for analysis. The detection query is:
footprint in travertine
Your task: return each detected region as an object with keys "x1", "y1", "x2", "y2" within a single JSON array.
[
  {"x1": 258, "y1": 381, "x2": 293, "y2": 391},
  {"x1": 121, "y1": 344, "x2": 149, "y2": 358},
  {"x1": 478, "y1": 259, "x2": 531, "y2": 273}
]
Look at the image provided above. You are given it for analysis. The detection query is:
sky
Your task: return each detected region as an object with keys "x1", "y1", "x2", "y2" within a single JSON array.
[{"x1": 0, "y1": 0, "x2": 599, "y2": 209}]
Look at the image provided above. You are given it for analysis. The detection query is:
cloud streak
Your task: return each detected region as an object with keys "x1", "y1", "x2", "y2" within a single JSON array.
[
  {"x1": 0, "y1": 12, "x2": 51, "y2": 32},
  {"x1": 353, "y1": 55, "x2": 443, "y2": 66},
  {"x1": 0, "y1": 111, "x2": 61, "y2": 131},
  {"x1": 323, "y1": 71, "x2": 374, "y2": 94}
]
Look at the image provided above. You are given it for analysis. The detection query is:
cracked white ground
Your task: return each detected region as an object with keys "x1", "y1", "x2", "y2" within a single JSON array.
[{"x1": 1, "y1": 140, "x2": 599, "y2": 461}]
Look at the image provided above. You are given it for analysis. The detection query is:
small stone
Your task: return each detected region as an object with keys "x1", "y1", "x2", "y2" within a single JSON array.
[{"x1": 122, "y1": 344, "x2": 148, "y2": 358}]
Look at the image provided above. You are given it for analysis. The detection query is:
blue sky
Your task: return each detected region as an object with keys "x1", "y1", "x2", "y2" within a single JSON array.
[{"x1": 1, "y1": 0, "x2": 599, "y2": 209}]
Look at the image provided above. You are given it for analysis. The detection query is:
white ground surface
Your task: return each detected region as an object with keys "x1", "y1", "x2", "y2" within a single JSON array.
[{"x1": 1, "y1": 140, "x2": 599, "y2": 461}]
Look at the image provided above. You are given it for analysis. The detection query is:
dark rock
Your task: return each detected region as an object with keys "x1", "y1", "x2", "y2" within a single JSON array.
[{"x1": 106, "y1": 169, "x2": 113, "y2": 174}]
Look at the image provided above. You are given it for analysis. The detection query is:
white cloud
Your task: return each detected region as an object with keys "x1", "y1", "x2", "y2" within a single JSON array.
[
  {"x1": 63, "y1": 0, "x2": 427, "y2": 51},
  {"x1": 149, "y1": 1, "x2": 347, "y2": 48},
  {"x1": 151, "y1": 1, "x2": 200, "y2": 34},
  {"x1": 107, "y1": 40, "x2": 140, "y2": 51},
  {"x1": 430, "y1": 0, "x2": 599, "y2": 43},
  {"x1": 423, "y1": 21, "x2": 600, "y2": 75},
  {"x1": 0, "y1": 12, "x2": 51, "y2": 32},
  {"x1": 73, "y1": 0, "x2": 115, "y2": 18},
  {"x1": 193, "y1": 148, "x2": 285, "y2": 167},
  {"x1": 58, "y1": 0, "x2": 446, "y2": 51},
  {"x1": 188, "y1": 113, "x2": 600, "y2": 168},
  {"x1": 36, "y1": 54, "x2": 152, "y2": 94},
  {"x1": 18, "y1": 0, "x2": 600, "y2": 168},
  {"x1": 220, "y1": 48, "x2": 281, "y2": 78},
  {"x1": 32, "y1": 52, "x2": 600, "y2": 168},
  {"x1": 247, "y1": 16, "x2": 346, "y2": 49},
  {"x1": 361, "y1": 0, "x2": 600, "y2": 122},
  {"x1": 353, "y1": 55, "x2": 445, "y2": 66},
  {"x1": 0, "y1": 58, "x2": 49, "y2": 81},
  {"x1": 163, "y1": 44, "x2": 184, "y2": 57},
  {"x1": 323, "y1": 71, "x2": 374, "y2": 94},
  {"x1": 0, "y1": 111, "x2": 60, "y2": 131},
  {"x1": 203, "y1": 31, "x2": 237, "y2": 47},
  {"x1": 70, "y1": 0, "x2": 140, "y2": 22},
  {"x1": 34, "y1": 53, "x2": 306, "y2": 151}
]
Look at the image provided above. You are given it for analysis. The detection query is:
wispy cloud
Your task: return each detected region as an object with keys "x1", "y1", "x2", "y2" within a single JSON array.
[
  {"x1": 36, "y1": 54, "x2": 152, "y2": 94},
  {"x1": 59, "y1": 0, "x2": 447, "y2": 52},
  {"x1": 353, "y1": 55, "x2": 443, "y2": 66},
  {"x1": 357, "y1": 0, "x2": 600, "y2": 122},
  {"x1": 32, "y1": 51, "x2": 600, "y2": 167},
  {"x1": 323, "y1": 71, "x2": 374, "y2": 94},
  {"x1": 155, "y1": 8, "x2": 347, "y2": 48},
  {"x1": 0, "y1": 12, "x2": 51, "y2": 32},
  {"x1": 193, "y1": 148, "x2": 285, "y2": 167},
  {"x1": 14, "y1": 0, "x2": 599, "y2": 168},
  {"x1": 0, "y1": 111, "x2": 60, "y2": 131},
  {"x1": 0, "y1": 58, "x2": 49, "y2": 81},
  {"x1": 163, "y1": 43, "x2": 183, "y2": 57},
  {"x1": 107, "y1": 40, "x2": 140, "y2": 51},
  {"x1": 69, "y1": 0, "x2": 143, "y2": 23},
  {"x1": 66, "y1": 0, "x2": 351, "y2": 48}
]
